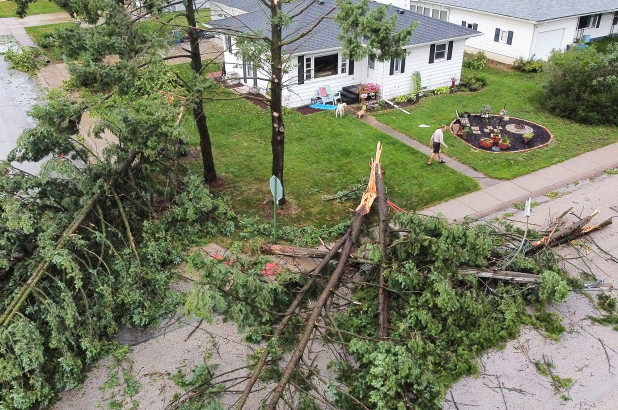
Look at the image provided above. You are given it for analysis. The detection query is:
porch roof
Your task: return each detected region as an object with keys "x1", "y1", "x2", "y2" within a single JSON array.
[
  {"x1": 423, "y1": 0, "x2": 618, "y2": 23},
  {"x1": 209, "y1": 0, "x2": 478, "y2": 55}
]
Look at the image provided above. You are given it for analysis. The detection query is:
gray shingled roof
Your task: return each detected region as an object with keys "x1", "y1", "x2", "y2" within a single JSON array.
[
  {"x1": 210, "y1": 0, "x2": 479, "y2": 55},
  {"x1": 210, "y1": 0, "x2": 261, "y2": 12},
  {"x1": 424, "y1": 0, "x2": 618, "y2": 22}
]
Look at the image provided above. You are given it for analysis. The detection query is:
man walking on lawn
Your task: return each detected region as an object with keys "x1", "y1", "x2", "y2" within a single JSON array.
[{"x1": 428, "y1": 125, "x2": 448, "y2": 165}]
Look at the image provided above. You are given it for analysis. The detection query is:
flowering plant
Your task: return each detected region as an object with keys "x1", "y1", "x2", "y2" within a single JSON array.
[
  {"x1": 358, "y1": 83, "x2": 380, "y2": 93},
  {"x1": 480, "y1": 104, "x2": 491, "y2": 116}
]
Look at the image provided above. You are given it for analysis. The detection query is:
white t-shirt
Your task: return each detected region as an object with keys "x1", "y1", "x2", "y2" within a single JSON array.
[{"x1": 430, "y1": 128, "x2": 444, "y2": 144}]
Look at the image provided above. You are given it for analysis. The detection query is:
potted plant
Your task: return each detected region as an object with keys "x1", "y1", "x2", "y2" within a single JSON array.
[
  {"x1": 523, "y1": 132, "x2": 533, "y2": 144},
  {"x1": 499, "y1": 137, "x2": 511, "y2": 150},
  {"x1": 479, "y1": 138, "x2": 493, "y2": 148},
  {"x1": 491, "y1": 133, "x2": 502, "y2": 143},
  {"x1": 480, "y1": 104, "x2": 491, "y2": 118}
]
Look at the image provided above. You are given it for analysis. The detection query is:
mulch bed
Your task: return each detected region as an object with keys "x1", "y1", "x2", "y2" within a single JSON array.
[
  {"x1": 451, "y1": 114, "x2": 553, "y2": 153},
  {"x1": 296, "y1": 105, "x2": 322, "y2": 115}
]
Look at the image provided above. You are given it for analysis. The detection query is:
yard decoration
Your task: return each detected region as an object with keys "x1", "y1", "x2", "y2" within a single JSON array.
[
  {"x1": 499, "y1": 137, "x2": 511, "y2": 150},
  {"x1": 480, "y1": 138, "x2": 493, "y2": 148},
  {"x1": 463, "y1": 126, "x2": 472, "y2": 138},
  {"x1": 523, "y1": 132, "x2": 534, "y2": 144},
  {"x1": 480, "y1": 104, "x2": 491, "y2": 118},
  {"x1": 491, "y1": 133, "x2": 502, "y2": 143}
]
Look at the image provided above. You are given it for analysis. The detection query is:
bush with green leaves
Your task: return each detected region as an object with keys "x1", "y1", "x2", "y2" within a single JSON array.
[
  {"x1": 3, "y1": 46, "x2": 46, "y2": 73},
  {"x1": 512, "y1": 55, "x2": 543, "y2": 72},
  {"x1": 434, "y1": 86, "x2": 450, "y2": 95},
  {"x1": 459, "y1": 73, "x2": 487, "y2": 91},
  {"x1": 462, "y1": 51, "x2": 487, "y2": 69},
  {"x1": 543, "y1": 44, "x2": 618, "y2": 125}
]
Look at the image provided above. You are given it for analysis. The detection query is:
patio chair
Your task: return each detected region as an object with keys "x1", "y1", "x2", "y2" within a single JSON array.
[
  {"x1": 325, "y1": 85, "x2": 342, "y2": 105},
  {"x1": 317, "y1": 87, "x2": 333, "y2": 104}
]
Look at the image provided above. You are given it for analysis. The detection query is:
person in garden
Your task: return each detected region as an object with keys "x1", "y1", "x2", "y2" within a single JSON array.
[{"x1": 428, "y1": 125, "x2": 448, "y2": 165}]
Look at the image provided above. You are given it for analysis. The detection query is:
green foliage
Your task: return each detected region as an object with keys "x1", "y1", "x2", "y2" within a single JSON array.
[
  {"x1": 544, "y1": 45, "x2": 618, "y2": 125},
  {"x1": 590, "y1": 294, "x2": 618, "y2": 331},
  {"x1": 512, "y1": 56, "x2": 544, "y2": 73},
  {"x1": 412, "y1": 71, "x2": 422, "y2": 94},
  {"x1": 336, "y1": 0, "x2": 417, "y2": 62},
  {"x1": 3, "y1": 46, "x2": 46, "y2": 73},
  {"x1": 458, "y1": 73, "x2": 487, "y2": 92},
  {"x1": 0, "y1": 0, "x2": 62, "y2": 18},
  {"x1": 434, "y1": 86, "x2": 450, "y2": 95},
  {"x1": 328, "y1": 214, "x2": 569, "y2": 409},
  {"x1": 462, "y1": 51, "x2": 487, "y2": 69}
]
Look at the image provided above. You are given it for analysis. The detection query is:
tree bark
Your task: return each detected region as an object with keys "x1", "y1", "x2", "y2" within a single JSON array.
[
  {"x1": 459, "y1": 268, "x2": 542, "y2": 284},
  {"x1": 266, "y1": 211, "x2": 366, "y2": 410},
  {"x1": 185, "y1": 0, "x2": 217, "y2": 184},
  {"x1": 270, "y1": 1, "x2": 286, "y2": 204},
  {"x1": 260, "y1": 244, "x2": 369, "y2": 264},
  {"x1": 375, "y1": 163, "x2": 390, "y2": 340}
]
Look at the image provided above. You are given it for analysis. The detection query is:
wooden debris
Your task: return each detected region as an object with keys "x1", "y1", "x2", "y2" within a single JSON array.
[
  {"x1": 260, "y1": 244, "x2": 369, "y2": 264},
  {"x1": 460, "y1": 268, "x2": 542, "y2": 284},
  {"x1": 375, "y1": 162, "x2": 390, "y2": 340}
]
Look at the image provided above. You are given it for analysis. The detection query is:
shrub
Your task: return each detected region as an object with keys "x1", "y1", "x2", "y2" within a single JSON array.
[
  {"x1": 4, "y1": 46, "x2": 46, "y2": 73},
  {"x1": 459, "y1": 73, "x2": 487, "y2": 91},
  {"x1": 543, "y1": 44, "x2": 618, "y2": 125},
  {"x1": 412, "y1": 71, "x2": 422, "y2": 94},
  {"x1": 462, "y1": 51, "x2": 487, "y2": 69},
  {"x1": 512, "y1": 55, "x2": 543, "y2": 72},
  {"x1": 434, "y1": 86, "x2": 450, "y2": 95}
]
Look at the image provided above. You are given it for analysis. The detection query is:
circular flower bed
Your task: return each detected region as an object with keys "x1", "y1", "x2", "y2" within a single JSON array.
[{"x1": 450, "y1": 114, "x2": 553, "y2": 152}]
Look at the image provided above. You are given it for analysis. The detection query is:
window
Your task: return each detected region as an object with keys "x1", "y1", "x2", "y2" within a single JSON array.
[
  {"x1": 225, "y1": 35, "x2": 232, "y2": 52},
  {"x1": 423, "y1": 8, "x2": 430, "y2": 16},
  {"x1": 415, "y1": 6, "x2": 423, "y2": 14},
  {"x1": 465, "y1": 23, "x2": 478, "y2": 30},
  {"x1": 314, "y1": 54, "x2": 338, "y2": 78},
  {"x1": 432, "y1": 9, "x2": 439, "y2": 19},
  {"x1": 578, "y1": 14, "x2": 602, "y2": 29},
  {"x1": 494, "y1": 28, "x2": 513, "y2": 45},
  {"x1": 341, "y1": 55, "x2": 347, "y2": 74},
  {"x1": 368, "y1": 56, "x2": 375, "y2": 70},
  {"x1": 434, "y1": 43, "x2": 447, "y2": 60},
  {"x1": 305, "y1": 56, "x2": 312, "y2": 80},
  {"x1": 304, "y1": 53, "x2": 339, "y2": 80},
  {"x1": 500, "y1": 30, "x2": 509, "y2": 42},
  {"x1": 394, "y1": 58, "x2": 401, "y2": 73},
  {"x1": 439, "y1": 10, "x2": 447, "y2": 21}
]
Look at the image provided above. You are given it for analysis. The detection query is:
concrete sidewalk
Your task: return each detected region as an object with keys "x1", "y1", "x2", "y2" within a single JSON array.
[
  {"x1": 422, "y1": 142, "x2": 618, "y2": 220},
  {"x1": 0, "y1": 13, "x2": 73, "y2": 47},
  {"x1": 361, "y1": 115, "x2": 500, "y2": 189}
]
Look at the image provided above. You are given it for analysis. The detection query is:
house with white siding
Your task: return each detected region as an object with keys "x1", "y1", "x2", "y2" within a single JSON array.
[
  {"x1": 209, "y1": 0, "x2": 479, "y2": 108},
  {"x1": 382, "y1": 1, "x2": 618, "y2": 62}
]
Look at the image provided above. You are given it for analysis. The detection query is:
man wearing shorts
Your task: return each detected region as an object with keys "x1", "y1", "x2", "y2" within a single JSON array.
[{"x1": 428, "y1": 125, "x2": 448, "y2": 165}]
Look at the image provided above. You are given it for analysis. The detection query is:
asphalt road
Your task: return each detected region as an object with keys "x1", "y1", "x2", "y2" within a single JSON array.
[{"x1": 0, "y1": 54, "x2": 45, "y2": 174}]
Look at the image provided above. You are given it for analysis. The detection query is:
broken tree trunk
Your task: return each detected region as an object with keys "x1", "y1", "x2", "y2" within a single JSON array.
[
  {"x1": 260, "y1": 244, "x2": 369, "y2": 264},
  {"x1": 375, "y1": 163, "x2": 390, "y2": 340},
  {"x1": 235, "y1": 232, "x2": 351, "y2": 409},
  {"x1": 0, "y1": 150, "x2": 138, "y2": 329},
  {"x1": 266, "y1": 210, "x2": 366, "y2": 410},
  {"x1": 526, "y1": 209, "x2": 608, "y2": 255},
  {"x1": 459, "y1": 268, "x2": 542, "y2": 284}
]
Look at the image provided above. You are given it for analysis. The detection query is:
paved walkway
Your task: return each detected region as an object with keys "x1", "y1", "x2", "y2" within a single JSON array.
[
  {"x1": 0, "y1": 12, "x2": 73, "y2": 47},
  {"x1": 364, "y1": 116, "x2": 618, "y2": 221}
]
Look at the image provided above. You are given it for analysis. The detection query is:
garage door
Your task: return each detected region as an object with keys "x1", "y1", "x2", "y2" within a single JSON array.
[{"x1": 534, "y1": 29, "x2": 565, "y2": 60}]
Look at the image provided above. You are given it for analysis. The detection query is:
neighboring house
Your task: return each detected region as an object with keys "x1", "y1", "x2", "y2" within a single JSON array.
[
  {"x1": 152, "y1": 0, "x2": 249, "y2": 18},
  {"x1": 210, "y1": 0, "x2": 479, "y2": 108},
  {"x1": 391, "y1": 1, "x2": 618, "y2": 62}
]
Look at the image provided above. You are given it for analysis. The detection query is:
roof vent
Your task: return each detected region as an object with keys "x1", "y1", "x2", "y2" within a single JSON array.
[
  {"x1": 318, "y1": 0, "x2": 325, "y2": 4},
  {"x1": 397, "y1": 9, "x2": 404, "y2": 15}
]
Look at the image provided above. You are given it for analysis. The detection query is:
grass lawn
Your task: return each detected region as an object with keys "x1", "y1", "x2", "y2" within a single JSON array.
[
  {"x1": 0, "y1": 0, "x2": 62, "y2": 17},
  {"x1": 25, "y1": 22, "x2": 77, "y2": 63},
  {"x1": 373, "y1": 67, "x2": 618, "y2": 179},
  {"x1": 175, "y1": 81, "x2": 479, "y2": 226}
]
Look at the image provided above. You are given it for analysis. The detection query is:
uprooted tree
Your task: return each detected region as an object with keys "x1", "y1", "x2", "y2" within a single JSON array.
[{"x1": 177, "y1": 144, "x2": 581, "y2": 409}]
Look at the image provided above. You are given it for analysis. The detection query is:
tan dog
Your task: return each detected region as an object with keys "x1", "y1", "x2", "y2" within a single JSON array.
[
  {"x1": 356, "y1": 105, "x2": 367, "y2": 119},
  {"x1": 335, "y1": 102, "x2": 347, "y2": 118}
]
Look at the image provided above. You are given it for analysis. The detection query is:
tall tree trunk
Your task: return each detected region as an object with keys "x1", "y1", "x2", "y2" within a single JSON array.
[
  {"x1": 185, "y1": 0, "x2": 218, "y2": 184},
  {"x1": 270, "y1": 2, "x2": 286, "y2": 205}
]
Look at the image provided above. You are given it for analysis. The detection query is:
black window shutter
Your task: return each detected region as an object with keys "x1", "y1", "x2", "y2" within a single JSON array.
[
  {"x1": 389, "y1": 58, "x2": 395, "y2": 75},
  {"x1": 297, "y1": 56, "x2": 304, "y2": 85},
  {"x1": 446, "y1": 41, "x2": 454, "y2": 60},
  {"x1": 349, "y1": 59, "x2": 354, "y2": 75},
  {"x1": 473, "y1": 23, "x2": 478, "y2": 30},
  {"x1": 429, "y1": 44, "x2": 436, "y2": 64},
  {"x1": 507, "y1": 31, "x2": 514, "y2": 45},
  {"x1": 461, "y1": 20, "x2": 466, "y2": 27},
  {"x1": 253, "y1": 68, "x2": 258, "y2": 87},
  {"x1": 494, "y1": 28, "x2": 500, "y2": 42},
  {"x1": 225, "y1": 35, "x2": 232, "y2": 51},
  {"x1": 596, "y1": 14, "x2": 602, "y2": 28},
  {"x1": 400, "y1": 54, "x2": 406, "y2": 73}
]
